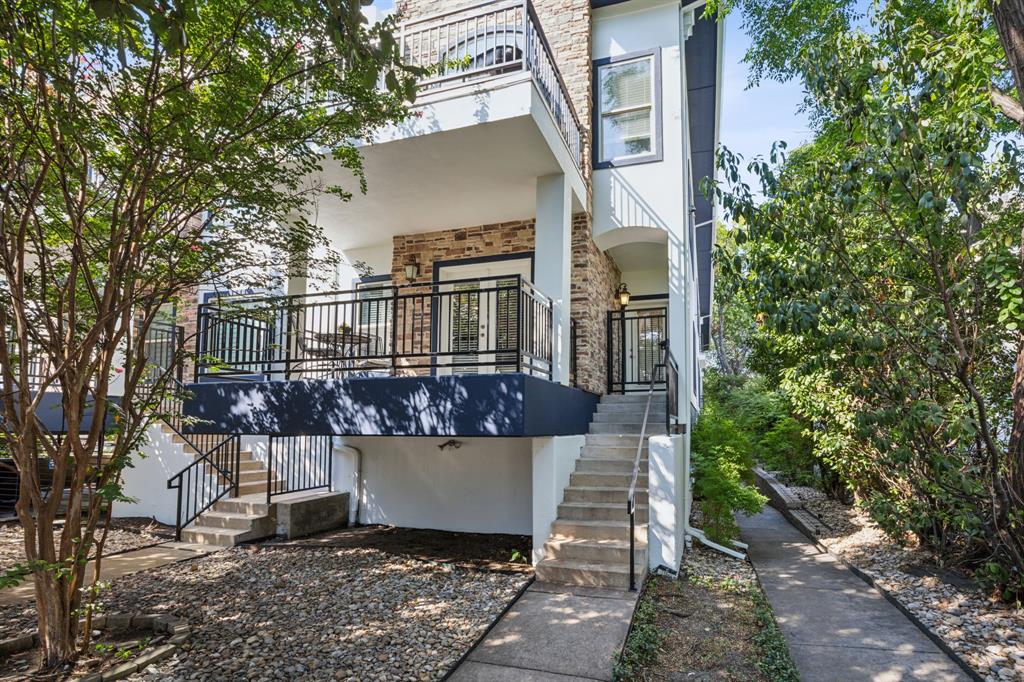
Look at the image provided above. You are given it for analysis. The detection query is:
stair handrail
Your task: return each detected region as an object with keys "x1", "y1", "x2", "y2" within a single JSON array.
[
  {"x1": 626, "y1": 340, "x2": 667, "y2": 591},
  {"x1": 165, "y1": 433, "x2": 241, "y2": 541},
  {"x1": 139, "y1": 325, "x2": 242, "y2": 540}
]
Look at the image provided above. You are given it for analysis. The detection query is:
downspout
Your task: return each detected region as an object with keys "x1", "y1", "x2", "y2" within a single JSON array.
[
  {"x1": 336, "y1": 442, "x2": 363, "y2": 525},
  {"x1": 678, "y1": 2, "x2": 747, "y2": 563}
]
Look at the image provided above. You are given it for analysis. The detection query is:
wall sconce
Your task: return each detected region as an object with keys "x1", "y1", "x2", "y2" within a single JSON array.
[
  {"x1": 404, "y1": 258, "x2": 419, "y2": 281},
  {"x1": 616, "y1": 283, "x2": 631, "y2": 308}
]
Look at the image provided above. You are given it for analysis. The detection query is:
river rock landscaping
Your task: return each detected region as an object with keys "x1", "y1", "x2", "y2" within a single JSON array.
[
  {"x1": 789, "y1": 485, "x2": 1024, "y2": 682},
  {"x1": 0, "y1": 544, "x2": 529, "y2": 681},
  {"x1": 0, "y1": 518, "x2": 173, "y2": 571}
]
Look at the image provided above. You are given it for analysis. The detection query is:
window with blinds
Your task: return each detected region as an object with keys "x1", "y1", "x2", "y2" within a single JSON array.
[
  {"x1": 356, "y1": 282, "x2": 390, "y2": 327},
  {"x1": 595, "y1": 52, "x2": 659, "y2": 166}
]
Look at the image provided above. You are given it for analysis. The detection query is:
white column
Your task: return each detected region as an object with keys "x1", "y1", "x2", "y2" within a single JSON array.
[
  {"x1": 531, "y1": 435, "x2": 585, "y2": 565},
  {"x1": 648, "y1": 433, "x2": 685, "y2": 572},
  {"x1": 535, "y1": 173, "x2": 572, "y2": 384}
]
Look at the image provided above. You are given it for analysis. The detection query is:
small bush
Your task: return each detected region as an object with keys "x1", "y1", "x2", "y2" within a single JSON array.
[{"x1": 691, "y1": 400, "x2": 767, "y2": 543}]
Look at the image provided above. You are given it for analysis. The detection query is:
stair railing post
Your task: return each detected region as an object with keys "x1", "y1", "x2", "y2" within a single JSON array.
[
  {"x1": 266, "y1": 436, "x2": 274, "y2": 505},
  {"x1": 174, "y1": 484, "x2": 183, "y2": 542},
  {"x1": 233, "y1": 436, "x2": 241, "y2": 497}
]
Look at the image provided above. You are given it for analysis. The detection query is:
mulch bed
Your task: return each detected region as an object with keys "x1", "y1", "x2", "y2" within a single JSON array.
[{"x1": 258, "y1": 525, "x2": 533, "y2": 573}]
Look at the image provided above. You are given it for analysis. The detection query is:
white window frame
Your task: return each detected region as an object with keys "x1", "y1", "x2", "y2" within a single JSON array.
[{"x1": 593, "y1": 49, "x2": 662, "y2": 169}]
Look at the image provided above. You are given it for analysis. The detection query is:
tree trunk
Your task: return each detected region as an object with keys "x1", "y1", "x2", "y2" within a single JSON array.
[
  {"x1": 35, "y1": 573, "x2": 80, "y2": 670},
  {"x1": 994, "y1": 0, "x2": 1024, "y2": 126}
]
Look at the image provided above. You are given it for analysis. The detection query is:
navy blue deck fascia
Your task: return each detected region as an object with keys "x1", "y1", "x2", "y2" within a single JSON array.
[
  {"x1": 182, "y1": 374, "x2": 599, "y2": 438},
  {"x1": 0, "y1": 392, "x2": 119, "y2": 434}
]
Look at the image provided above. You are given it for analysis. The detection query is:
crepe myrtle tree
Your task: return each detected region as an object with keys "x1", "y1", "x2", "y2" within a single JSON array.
[
  {"x1": 0, "y1": 0, "x2": 421, "y2": 669},
  {"x1": 710, "y1": 1, "x2": 1024, "y2": 598}
]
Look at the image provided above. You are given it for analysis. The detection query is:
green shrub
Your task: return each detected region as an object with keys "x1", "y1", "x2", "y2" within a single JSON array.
[{"x1": 691, "y1": 400, "x2": 767, "y2": 543}]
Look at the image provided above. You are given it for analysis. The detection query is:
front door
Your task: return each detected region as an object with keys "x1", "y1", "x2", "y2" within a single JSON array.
[
  {"x1": 436, "y1": 258, "x2": 532, "y2": 375},
  {"x1": 608, "y1": 305, "x2": 667, "y2": 392}
]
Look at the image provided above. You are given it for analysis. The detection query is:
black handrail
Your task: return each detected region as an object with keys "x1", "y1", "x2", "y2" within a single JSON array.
[
  {"x1": 166, "y1": 434, "x2": 241, "y2": 541},
  {"x1": 627, "y1": 341, "x2": 668, "y2": 591},
  {"x1": 194, "y1": 275, "x2": 554, "y2": 381}
]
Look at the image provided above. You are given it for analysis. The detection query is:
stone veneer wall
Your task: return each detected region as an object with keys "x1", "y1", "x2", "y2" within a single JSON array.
[
  {"x1": 570, "y1": 214, "x2": 620, "y2": 394},
  {"x1": 391, "y1": 215, "x2": 618, "y2": 394}
]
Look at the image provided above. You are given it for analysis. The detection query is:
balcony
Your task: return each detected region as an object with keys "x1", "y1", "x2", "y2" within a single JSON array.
[
  {"x1": 315, "y1": 0, "x2": 588, "y2": 254},
  {"x1": 184, "y1": 277, "x2": 598, "y2": 438},
  {"x1": 194, "y1": 275, "x2": 553, "y2": 381}
]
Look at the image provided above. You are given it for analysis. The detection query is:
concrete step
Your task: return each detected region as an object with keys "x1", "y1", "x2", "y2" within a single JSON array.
[
  {"x1": 557, "y1": 502, "x2": 648, "y2": 523},
  {"x1": 600, "y1": 393, "x2": 665, "y2": 404},
  {"x1": 237, "y1": 482, "x2": 273, "y2": 496},
  {"x1": 581, "y1": 445, "x2": 646, "y2": 460},
  {"x1": 596, "y1": 401, "x2": 666, "y2": 413},
  {"x1": 575, "y1": 458, "x2": 647, "y2": 474},
  {"x1": 195, "y1": 510, "x2": 261, "y2": 530},
  {"x1": 543, "y1": 536, "x2": 647, "y2": 564},
  {"x1": 534, "y1": 558, "x2": 645, "y2": 589},
  {"x1": 592, "y1": 410, "x2": 666, "y2": 424},
  {"x1": 550, "y1": 519, "x2": 647, "y2": 542},
  {"x1": 238, "y1": 460, "x2": 263, "y2": 472},
  {"x1": 589, "y1": 422, "x2": 667, "y2": 435},
  {"x1": 238, "y1": 470, "x2": 270, "y2": 484},
  {"x1": 180, "y1": 523, "x2": 271, "y2": 548},
  {"x1": 213, "y1": 498, "x2": 271, "y2": 515},
  {"x1": 570, "y1": 471, "x2": 648, "y2": 488},
  {"x1": 585, "y1": 434, "x2": 647, "y2": 447},
  {"x1": 563, "y1": 486, "x2": 646, "y2": 505}
]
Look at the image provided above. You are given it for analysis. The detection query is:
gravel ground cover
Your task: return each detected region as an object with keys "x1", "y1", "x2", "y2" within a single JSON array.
[
  {"x1": 0, "y1": 517, "x2": 173, "y2": 571},
  {"x1": 0, "y1": 545, "x2": 529, "y2": 681},
  {"x1": 789, "y1": 486, "x2": 1024, "y2": 681}
]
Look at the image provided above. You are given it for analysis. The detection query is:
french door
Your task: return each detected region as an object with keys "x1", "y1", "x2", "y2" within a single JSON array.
[{"x1": 436, "y1": 258, "x2": 531, "y2": 375}]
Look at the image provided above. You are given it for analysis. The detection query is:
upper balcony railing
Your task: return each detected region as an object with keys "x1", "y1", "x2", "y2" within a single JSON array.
[
  {"x1": 400, "y1": 0, "x2": 586, "y2": 169},
  {"x1": 195, "y1": 275, "x2": 554, "y2": 382}
]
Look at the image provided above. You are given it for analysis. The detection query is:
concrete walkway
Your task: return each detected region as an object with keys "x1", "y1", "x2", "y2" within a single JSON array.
[
  {"x1": 739, "y1": 507, "x2": 970, "y2": 682},
  {"x1": 449, "y1": 581, "x2": 639, "y2": 681},
  {"x1": 0, "y1": 542, "x2": 217, "y2": 605}
]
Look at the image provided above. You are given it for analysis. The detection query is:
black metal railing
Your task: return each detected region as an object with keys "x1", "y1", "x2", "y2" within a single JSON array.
[
  {"x1": 0, "y1": 338, "x2": 60, "y2": 394},
  {"x1": 195, "y1": 275, "x2": 554, "y2": 381},
  {"x1": 627, "y1": 341, "x2": 667, "y2": 591},
  {"x1": 607, "y1": 307, "x2": 667, "y2": 393},
  {"x1": 569, "y1": 318, "x2": 578, "y2": 387},
  {"x1": 399, "y1": 0, "x2": 585, "y2": 168},
  {"x1": 266, "y1": 435, "x2": 333, "y2": 504},
  {"x1": 665, "y1": 346, "x2": 679, "y2": 434},
  {"x1": 166, "y1": 434, "x2": 241, "y2": 541}
]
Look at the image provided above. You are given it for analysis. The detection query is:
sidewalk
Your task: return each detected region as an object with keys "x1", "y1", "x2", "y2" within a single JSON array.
[
  {"x1": 739, "y1": 507, "x2": 970, "y2": 681},
  {"x1": 449, "y1": 581, "x2": 639, "y2": 681},
  {"x1": 0, "y1": 542, "x2": 217, "y2": 605}
]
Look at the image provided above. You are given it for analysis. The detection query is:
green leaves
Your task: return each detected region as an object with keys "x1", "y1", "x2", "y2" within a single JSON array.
[{"x1": 709, "y1": 0, "x2": 1024, "y2": 600}]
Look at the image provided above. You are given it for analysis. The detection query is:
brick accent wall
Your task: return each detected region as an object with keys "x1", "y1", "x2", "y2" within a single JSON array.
[
  {"x1": 570, "y1": 213, "x2": 620, "y2": 394},
  {"x1": 390, "y1": 215, "x2": 617, "y2": 393}
]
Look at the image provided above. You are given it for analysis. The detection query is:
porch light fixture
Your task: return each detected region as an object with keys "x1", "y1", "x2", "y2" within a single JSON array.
[
  {"x1": 616, "y1": 283, "x2": 631, "y2": 308},
  {"x1": 403, "y1": 258, "x2": 420, "y2": 281}
]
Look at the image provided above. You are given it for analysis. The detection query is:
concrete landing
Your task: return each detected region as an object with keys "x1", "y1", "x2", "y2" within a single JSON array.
[
  {"x1": 739, "y1": 507, "x2": 970, "y2": 681},
  {"x1": 450, "y1": 581, "x2": 639, "y2": 681},
  {"x1": 0, "y1": 542, "x2": 217, "y2": 605}
]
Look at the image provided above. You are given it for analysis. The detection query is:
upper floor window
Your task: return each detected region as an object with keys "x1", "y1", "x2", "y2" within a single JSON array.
[{"x1": 593, "y1": 50, "x2": 662, "y2": 169}]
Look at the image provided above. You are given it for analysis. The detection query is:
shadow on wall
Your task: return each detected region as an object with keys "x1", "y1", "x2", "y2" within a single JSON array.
[
  {"x1": 186, "y1": 375, "x2": 525, "y2": 437},
  {"x1": 601, "y1": 170, "x2": 669, "y2": 231}
]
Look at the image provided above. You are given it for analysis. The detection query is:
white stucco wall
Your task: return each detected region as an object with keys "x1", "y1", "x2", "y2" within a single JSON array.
[
  {"x1": 114, "y1": 424, "x2": 196, "y2": 525},
  {"x1": 331, "y1": 436, "x2": 533, "y2": 534},
  {"x1": 648, "y1": 433, "x2": 685, "y2": 572},
  {"x1": 592, "y1": 1, "x2": 686, "y2": 239},
  {"x1": 530, "y1": 435, "x2": 585, "y2": 564}
]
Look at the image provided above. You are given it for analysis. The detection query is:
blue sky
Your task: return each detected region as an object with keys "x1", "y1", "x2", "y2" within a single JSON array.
[{"x1": 718, "y1": 16, "x2": 811, "y2": 189}]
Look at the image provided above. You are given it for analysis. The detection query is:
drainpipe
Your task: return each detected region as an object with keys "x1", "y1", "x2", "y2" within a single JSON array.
[{"x1": 336, "y1": 442, "x2": 363, "y2": 525}]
